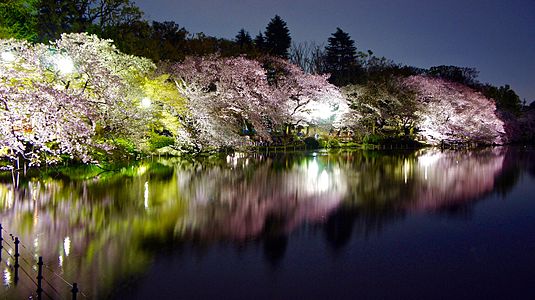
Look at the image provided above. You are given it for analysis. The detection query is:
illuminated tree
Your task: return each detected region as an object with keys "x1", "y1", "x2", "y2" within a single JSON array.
[
  {"x1": 168, "y1": 56, "x2": 279, "y2": 150},
  {"x1": 262, "y1": 57, "x2": 348, "y2": 129},
  {"x1": 404, "y1": 75, "x2": 506, "y2": 145},
  {"x1": 168, "y1": 56, "x2": 348, "y2": 150},
  {"x1": 0, "y1": 33, "x2": 155, "y2": 165}
]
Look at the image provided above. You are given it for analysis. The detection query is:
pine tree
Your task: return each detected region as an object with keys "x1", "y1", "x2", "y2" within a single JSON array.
[
  {"x1": 324, "y1": 27, "x2": 360, "y2": 86},
  {"x1": 235, "y1": 28, "x2": 252, "y2": 49},
  {"x1": 264, "y1": 15, "x2": 291, "y2": 58},
  {"x1": 254, "y1": 31, "x2": 266, "y2": 53}
]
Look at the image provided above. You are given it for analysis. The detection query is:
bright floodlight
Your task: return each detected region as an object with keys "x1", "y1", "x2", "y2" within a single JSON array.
[
  {"x1": 54, "y1": 55, "x2": 75, "y2": 74},
  {"x1": 1, "y1": 51, "x2": 16, "y2": 62},
  {"x1": 310, "y1": 102, "x2": 334, "y2": 120},
  {"x1": 140, "y1": 97, "x2": 152, "y2": 108}
]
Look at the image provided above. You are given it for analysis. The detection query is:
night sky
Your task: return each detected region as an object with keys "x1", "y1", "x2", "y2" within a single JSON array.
[{"x1": 135, "y1": 0, "x2": 535, "y2": 103}]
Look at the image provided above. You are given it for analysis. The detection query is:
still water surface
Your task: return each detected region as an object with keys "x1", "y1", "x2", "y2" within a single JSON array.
[{"x1": 1, "y1": 147, "x2": 535, "y2": 299}]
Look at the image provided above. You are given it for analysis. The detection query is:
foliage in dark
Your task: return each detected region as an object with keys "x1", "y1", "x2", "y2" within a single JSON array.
[
  {"x1": 289, "y1": 41, "x2": 326, "y2": 74},
  {"x1": 0, "y1": 0, "x2": 38, "y2": 40},
  {"x1": 264, "y1": 15, "x2": 292, "y2": 58},
  {"x1": 345, "y1": 75, "x2": 420, "y2": 139},
  {"x1": 35, "y1": 0, "x2": 143, "y2": 42},
  {"x1": 427, "y1": 65, "x2": 479, "y2": 86},
  {"x1": 253, "y1": 31, "x2": 266, "y2": 53},
  {"x1": 235, "y1": 28, "x2": 253, "y2": 51},
  {"x1": 324, "y1": 27, "x2": 362, "y2": 86},
  {"x1": 481, "y1": 84, "x2": 522, "y2": 115},
  {"x1": 303, "y1": 137, "x2": 320, "y2": 149}
]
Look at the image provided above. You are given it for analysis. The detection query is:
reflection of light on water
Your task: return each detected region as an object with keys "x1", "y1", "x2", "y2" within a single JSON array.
[
  {"x1": 5, "y1": 189, "x2": 13, "y2": 209},
  {"x1": 408, "y1": 149, "x2": 505, "y2": 212},
  {"x1": 33, "y1": 237, "x2": 40, "y2": 262},
  {"x1": 64, "y1": 237, "x2": 71, "y2": 257},
  {"x1": 308, "y1": 158, "x2": 319, "y2": 175},
  {"x1": 418, "y1": 152, "x2": 442, "y2": 180},
  {"x1": 418, "y1": 152, "x2": 441, "y2": 167},
  {"x1": 144, "y1": 181, "x2": 149, "y2": 209},
  {"x1": 304, "y1": 158, "x2": 337, "y2": 194},
  {"x1": 318, "y1": 170, "x2": 330, "y2": 193},
  {"x1": 404, "y1": 159, "x2": 410, "y2": 184},
  {"x1": 4, "y1": 268, "x2": 11, "y2": 286},
  {"x1": 226, "y1": 152, "x2": 246, "y2": 167},
  {"x1": 137, "y1": 165, "x2": 148, "y2": 176}
]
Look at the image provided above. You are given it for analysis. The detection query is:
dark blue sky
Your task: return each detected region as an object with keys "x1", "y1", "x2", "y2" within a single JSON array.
[{"x1": 136, "y1": 0, "x2": 535, "y2": 103}]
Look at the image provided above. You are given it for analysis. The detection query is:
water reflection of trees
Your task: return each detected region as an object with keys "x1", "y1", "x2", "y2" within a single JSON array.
[
  {"x1": 323, "y1": 147, "x2": 533, "y2": 250},
  {"x1": 0, "y1": 148, "x2": 533, "y2": 297},
  {"x1": 178, "y1": 154, "x2": 347, "y2": 241}
]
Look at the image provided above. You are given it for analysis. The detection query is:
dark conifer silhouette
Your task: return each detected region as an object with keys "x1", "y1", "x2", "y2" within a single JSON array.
[
  {"x1": 264, "y1": 15, "x2": 291, "y2": 58},
  {"x1": 254, "y1": 31, "x2": 266, "y2": 53},
  {"x1": 235, "y1": 28, "x2": 252, "y2": 48},
  {"x1": 324, "y1": 27, "x2": 360, "y2": 86}
]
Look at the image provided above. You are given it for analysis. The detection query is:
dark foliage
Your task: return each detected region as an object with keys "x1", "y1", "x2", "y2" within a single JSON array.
[
  {"x1": 324, "y1": 27, "x2": 362, "y2": 86},
  {"x1": 264, "y1": 15, "x2": 291, "y2": 58}
]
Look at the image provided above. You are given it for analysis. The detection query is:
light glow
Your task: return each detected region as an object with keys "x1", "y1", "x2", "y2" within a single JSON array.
[
  {"x1": 309, "y1": 102, "x2": 334, "y2": 120},
  {"x1": 140, "y1": 97, "x2": 152, "y2": 108},
  {"x1": 317, "y1": 170, "x2": 330, "y2": 193},
  {"x1": 418, "y1": 152, "x2": 442, "y2": 181},
  {"x1": 54, "y1": 55, "x2": 75, "y2": 74},
  {"x1": 64, "y1": 236, "x2": 71, "y2": 256},
  {"x1": 1, "y1": 51, "x2": 16, "y2": 62},
  {"x1": 418, "y1": 152, "x2": 441, "y2": 168},
  {"x1": 137, "y1": 165, "x2": 148, "y2": 175},
  {"x1": 144, "y1": 181, "x2": 149, "y2": 209},
  {"x1": 308, "y1": 158, "x2": 319, "y2": 175}
]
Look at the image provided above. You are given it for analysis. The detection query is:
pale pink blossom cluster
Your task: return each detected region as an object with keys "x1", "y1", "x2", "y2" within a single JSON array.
[
  {"x1": 168, "y1": 56, "x2": 348, "y2": 150},
  {"x1": 0, "y1": 33, "x2": 155, "y2": 165},
  {"x1": 404, "y1": 75, "x2": 506, "y2": 145}
]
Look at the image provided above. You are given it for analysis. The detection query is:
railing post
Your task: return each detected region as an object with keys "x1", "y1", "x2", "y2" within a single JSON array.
[
  {"x1": 14, "y1": 237, "x2": 19, "y2": 283},
  {"x1": 37, "y1": 256, "x2": 43, "y2": 300},
  {"x1": 71, "y1": 283, "x2": 79, "y2": 300},
  {"x1": 0, "y1": 224, "x2": 3, "y2": 261}
]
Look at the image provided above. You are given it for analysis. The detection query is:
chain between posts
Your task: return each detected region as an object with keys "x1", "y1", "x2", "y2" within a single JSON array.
[{"x1": 0, "y1": 224, "x2": 86, "y2": 299}]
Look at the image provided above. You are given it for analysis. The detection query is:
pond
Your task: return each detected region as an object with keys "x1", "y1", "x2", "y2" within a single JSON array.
[{"x1": 1, "y1": 147, "x2": 535, "y2": 299}]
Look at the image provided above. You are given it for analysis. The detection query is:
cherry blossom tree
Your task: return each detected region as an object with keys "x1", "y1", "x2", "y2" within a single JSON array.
[
  {"x1": 0, "y1": 33, "x2": 155, "y2": 166},
  {"x1": 167, "y1": 56, "x2": 348, "y2": 150},
  {"x1": 168, "y1": 56, "x2": 278, "y2": 150},
  {"x1": 404, "y1": 75, "x2": 506, "y2": 145},
  {"x1": 262, "y1": 57, "x2": 348, "y2": 128}
]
